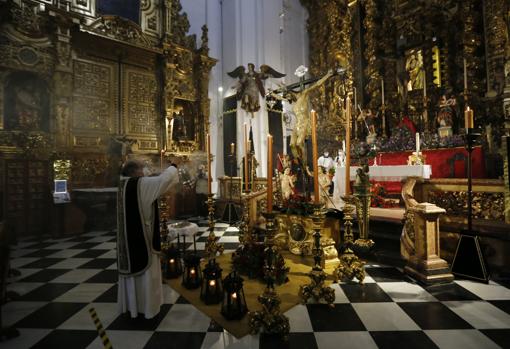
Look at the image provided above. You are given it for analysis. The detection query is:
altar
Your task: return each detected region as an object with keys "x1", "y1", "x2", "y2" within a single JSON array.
[{"x1": 333, "y1": 164, "x2": 432, "y2": 202}]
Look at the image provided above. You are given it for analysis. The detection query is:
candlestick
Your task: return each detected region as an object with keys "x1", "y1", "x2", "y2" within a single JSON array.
[
  {"x1": 345, "y1": 97, "x2": 351, "y2": 195},
  {"x1": 465, "y1": 107, "x2": 474, "y2": 129},
  {"x1": 244, "y1": 123, "x2": 248, "y2": 192},
  {"x1": 206, "y1": 133, "x2": 212, "y2": 194},
  {"x1": 311, "y1": 110, "x2": 319, "y2": 204},
  {"x1": 160, "y1": 149, "x2": 164, "y2": 170},
  {"x1": 415, "y1": 132, "x2": 420, "y2": 155},
  {"x1": 381, "y1": 78, "x2": 385, "y2": 106},
  {"x1": 463, "y1": 58, "x2": 468, "y2": 91},
  {"x1": 230, "y1": 143, "x2": 235, "y2": 155},
  {"x1": 267, "y1": 134, "x2": 273, "y2": 212}
]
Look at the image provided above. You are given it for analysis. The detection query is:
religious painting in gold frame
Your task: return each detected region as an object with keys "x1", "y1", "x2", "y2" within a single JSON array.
[
  {"x1": 169, "y1": 98, "x2": 199, "y2": 154},
  {"x1": 405, "y1": 48, "x2": 424, "y2": 91}
]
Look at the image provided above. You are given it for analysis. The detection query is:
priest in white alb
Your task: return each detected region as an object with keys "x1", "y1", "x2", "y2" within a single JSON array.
[{"x1": 116, "y1": 159, "x2": 179, "y2": 319}]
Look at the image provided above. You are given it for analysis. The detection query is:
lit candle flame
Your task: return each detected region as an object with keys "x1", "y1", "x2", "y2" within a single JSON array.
[
  {"x1": 209, "y1": 280, "x2": 216, "y2": 287},
  {"x1": 190, "y1": 268, "x2": 195, "y2": 275},
  {"x1": 231, "y1": 292, "x2": 237, "y2": 299},
  {"x1": 170, "y1": 259, "x2": 175, "y2": 263}
]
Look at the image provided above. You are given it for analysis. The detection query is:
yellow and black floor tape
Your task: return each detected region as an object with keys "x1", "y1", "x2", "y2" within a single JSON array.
[{"x1": 89, "y1": 307, "x2": 113, "y2": 349}]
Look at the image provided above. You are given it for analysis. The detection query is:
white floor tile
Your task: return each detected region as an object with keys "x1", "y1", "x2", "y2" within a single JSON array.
[
  {"x1": 6, "y1": 282, "x2": 44, "y2": 296},
  {"x1": 314, "y1": 331, "x2": 378, "y2": 349},
  {"x1": 58, "y1": 302, "x2": 118, "y2": 330},
  {"x1": 162, "y1": 284, "x2": 180, "y2": 304},
  {"x1": 91, "y1": 242, "x2": 117, "y2": 250},
  {"x1": 86, "y1": 330, "x2": 153, "y2": 349},
  {"x1": 48, "y1": 258, "x2": 93, "y2": 269},
  {"x1": 425, "y1": 329, "x2": 501, "y2": 349},
  {"x1": 443, "y1": 301, "x2": 510, "y2": 329},
  {"x1": 214, "y1": 223, "x2": 230, "y2": 228},
  {"x1": 330, "y1": 283, "x2": 350, "y2": 303},
  {"x1": 188, "y1": 242, "x2": 206, "y2": 250},
  {"x1": 156, "y1": 304, "x2": 210, "y2": 332},
  {"x1": 1, "y1": 301, "x2": 48, "y2": 327},
  {"x1": 201, "y1": 332, "x2": 259, "y2": 349},
  {"x1": 82, "y1": 231, "x2": 108, "y2": 237},
  {"x1": 339, "y1": 275, "x2": 376, "y2": 284},
  {"x1": 46, "y1": 249, "x2": 86, "y2": 258},
  {"x1": 377, "y1": 282, "x2": 437, "y2": 302},
  {"x1": 9, "y1": 257, "x2": 40, "y2": 268},
  {"x1": 284, "y1": 304, "x2": 314, "y2": 332},
  {"x1": 84, "y1": 236, "x2": 115, "y2": 243},
  {"x1": 106, "y1": 262, "x2": 117, "y2": 270},
  {"x1": 0, "y1": 328, "x2": 51, "y2": 349},
  {"x1": 455, "y1": 280, "x2": 510, "y2": 300},
  {"x1": 55, "y1": 283, "x2": 114, "y2": 303},
  {"x1": 11, "y1": 268, "x2": 42, "y2": 280},
  {"x1": 50, "y1": 269, "x2": 102, "y2": 283},
  {"x1": 352, "y1": 303, "x2": 420, "y2": 331},
  {"x1": 217, "y1": 236, "x2": 240, "y2": 243},
  {"x1": 97, "y1": 250, "x2": 117, "y2": 259},
  {"x1": 225, "y1": 227, "x2": 240, "y2": 233}
]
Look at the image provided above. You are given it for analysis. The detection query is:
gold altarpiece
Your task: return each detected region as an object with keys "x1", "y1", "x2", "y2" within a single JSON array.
[{"x1": 0, "y1": 0, "x2": 216, "y2": 235}]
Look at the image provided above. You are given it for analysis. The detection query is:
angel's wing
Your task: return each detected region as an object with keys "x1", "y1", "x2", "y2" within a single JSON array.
[
  {"x1": 259, "y1": 64, "x2": 286, "y2": 79},
  {"x1": 227, "y1": 66, "x2": 246, "y2": 79}
]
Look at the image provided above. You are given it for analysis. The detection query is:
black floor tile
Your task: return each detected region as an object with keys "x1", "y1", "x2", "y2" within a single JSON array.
[
  {"x1": 489, "y1": 300, "x2": 510, "y2": 316},
  {"x1": 21, "y1": 258, "x2": 65, "y2": 269},
  {"x1": 398, "y1": 302, "x2": 473, "y2": 330},
  {"x1": 20, "y1": 269, "x2": 69, "y2": 283},
  {"x1": 306, "y1": 304, "x2": 366, "y2": 332},
  {"x1": 424, "y1": 282, "x2": 481, "y2": 301},
  {"x1": 144, "y1": 332, "x2": 205, "y2": 349},
  {"x1": 24, "y1": 242, "x2": 58, "y2": 250},
  {"x1": 340, "y1": 283, "x2": 393, "y2": 302},
  {"x1": 23, "y1": 250, "x2": 61, "y2": 258},
  {"x1": 15, "y1": 302, "x2": 87, "y2": 328},
  {"x1": 196, "y1": 236, "x2": 218, "y2": 242},
  {"x1": 31, "y1": 329, "x2": 98, "y2": 349},
  {"x1": 93, "y1": 284, "x2": 118, "y2": 303},
  {"x1": 260, "y1": 333, "x2": 318, "y2": 349},
  {"x1": 222, "y1": 231, "x2": 240, "y2": 236},
  {"x1": 73, "y1": 249, "x2": 109, "y2": 258},
  {"x1": 84, "y1": 270, "x2": 118, "y2": 283},
  {"x1": 77, "y1": 258, "x2": 116, "y2": 269},
  {"x1": 370, "y1": 331, "x2": 439, "y2": 349},
  {"x1": 107, "y1": 304, "x2": 171, "y2": 331},
  {"x1": 175, "y1": 296, "x2": 190, "y2": 304},
  {"x1": 66, "y1": 236, "x2": 98, "y2": 242},
  {"x1": 365, "y1": 267, "x2": 409, "y2": 282},
  {"x1": 19, "y1": 283, "x2": 78, "y2": 301},
  {"x1": 480, "y1": 329, "x2": 510, "y2": 349}
]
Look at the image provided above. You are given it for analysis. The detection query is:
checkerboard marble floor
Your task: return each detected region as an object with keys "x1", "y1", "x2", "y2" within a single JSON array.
[{"x1": 3, "y1": 219, "x2": 510, "y2": 349}]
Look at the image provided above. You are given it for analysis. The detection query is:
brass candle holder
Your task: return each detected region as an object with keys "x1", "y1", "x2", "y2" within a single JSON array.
[
  {"x1": 248, "y1": 212, "x2": 290, "y2": 338},
  {"x1": 204, "y1": 193, "x2": 224, "y2": 258},
  {"x1": 333, "y1": 197, "x2": 365, "y2": 283},
  {"x1": 299, "y1": 204, "x2": 335, "y2": 305},
  {"x1": 352, "y1": 168, "x2": 375, "y2": 255}
]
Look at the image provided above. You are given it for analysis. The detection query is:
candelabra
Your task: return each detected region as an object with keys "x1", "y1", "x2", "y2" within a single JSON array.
[
  {"x1": 299, "y1": 204, "x2": 335, "y2": 305},
  {"x1": 352, "y1": 170, "x2": 375, "y2": 255},
  {"x1": 204, "y1": 193, "x2": 224, "y2": 258},
  {"x1": 248, "y1": 211, "x2": 289, "y2": 338},
  {"x1": 333, "y1": 197, "x2": 365, "y2": 283},
  {"x1": 451, "y1": 128, "x2": 489, "y2": 282},
  {"x1": 222, "y1": 153, "x2": 239, "y2": 223}
]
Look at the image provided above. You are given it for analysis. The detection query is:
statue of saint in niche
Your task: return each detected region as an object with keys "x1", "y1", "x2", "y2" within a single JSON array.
[{"x1": 171, "y1": 101, "x2": 195, "y2": 142}]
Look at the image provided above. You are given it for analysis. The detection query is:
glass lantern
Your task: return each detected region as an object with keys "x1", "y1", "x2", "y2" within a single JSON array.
[
  {"x1": 200, "y1": 259, "x2": 223, "y2": 304},
  {"x1": 221, "y1": 270, "x2": 248, "y2": 320},
  {"x1": 182, "y1": 253, "x2": 202, "y2": 289},
  {"x1": 165, "y1": 244, "x2": 182, "y2": 279}
]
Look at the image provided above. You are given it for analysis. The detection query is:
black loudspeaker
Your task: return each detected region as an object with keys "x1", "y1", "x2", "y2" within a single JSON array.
[{"x1": 451, "y1": 234, "x2": 489, "y2": 283}]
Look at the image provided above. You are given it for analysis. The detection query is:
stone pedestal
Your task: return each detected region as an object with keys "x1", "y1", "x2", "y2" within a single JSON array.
[{"x1": 404, "y1": 203, "x2": 454, "y2": 285}]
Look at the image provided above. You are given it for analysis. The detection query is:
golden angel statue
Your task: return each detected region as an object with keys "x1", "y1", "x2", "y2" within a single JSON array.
[{"x1": 227, "y1": 63, "x2": 285, "y2": 114}]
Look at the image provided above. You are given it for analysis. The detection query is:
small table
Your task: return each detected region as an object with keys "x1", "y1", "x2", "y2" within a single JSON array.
[{"x1": 167, "y1": 221, "x2": 200, "y2": 252}]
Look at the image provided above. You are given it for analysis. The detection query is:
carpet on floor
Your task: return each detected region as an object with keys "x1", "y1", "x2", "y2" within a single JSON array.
[{"x1": 166, "y1": 251, "x2": 337, "y2": 338}]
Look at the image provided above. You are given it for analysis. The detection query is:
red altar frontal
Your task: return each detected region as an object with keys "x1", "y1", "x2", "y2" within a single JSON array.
[{"x1": 366, "y1": 146, "x2": 486, "y2": 194}]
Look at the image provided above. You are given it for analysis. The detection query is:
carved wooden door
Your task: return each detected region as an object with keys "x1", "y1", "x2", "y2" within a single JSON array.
[{"x1": 4, "y1": 159, "x2": 50, "y2": 236}]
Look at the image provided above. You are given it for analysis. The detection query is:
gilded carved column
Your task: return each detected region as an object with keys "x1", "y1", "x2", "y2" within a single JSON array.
[{"x1": 363, "y1": 0, "x2": 383, "y2": 112}]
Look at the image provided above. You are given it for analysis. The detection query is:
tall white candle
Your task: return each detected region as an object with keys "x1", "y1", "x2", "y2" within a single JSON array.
[
  {"x1": 342, "y1": 140, "x2": 346, "y2": 152},
  {"x1": 415, "y1": 132, "x2": 420, "y2": 155},
  {"x1": 423, "y1": 73, "x2": 427, "y2": 97}
]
